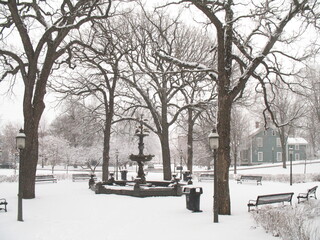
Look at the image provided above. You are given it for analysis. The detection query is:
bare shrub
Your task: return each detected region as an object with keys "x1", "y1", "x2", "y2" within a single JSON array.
[
  {"x1": 252, "y1": 201, "x2": 320, "y2": 240},
  {"x1": 0, "y1": 175, "x2": 18, "y2": 183},
  {"x1": 257, "y1": 174, "x2": 320, "y2": 183}
]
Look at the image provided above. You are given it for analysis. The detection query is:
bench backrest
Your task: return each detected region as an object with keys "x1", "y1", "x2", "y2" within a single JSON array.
[
  {"x1": 308, "y1": 186, "x2": 318, "y2": 195},
  {"x1": 257, "y1": 192, "x2": 294, "y2": 205},
  {"x1": 73, "y1": 174, "x2": 90, "y2": 177},
  {"x1": 36, "y1": 175, "x2": 54, "y2": 179},
  {"x1": 200, "y1": 174, "x2": 214, "y2": 177},
  {"x1": 241, "y1": 175, "x2": 262, "y2": 180}
]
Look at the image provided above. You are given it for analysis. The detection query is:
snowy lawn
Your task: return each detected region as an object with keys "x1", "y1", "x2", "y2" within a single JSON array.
[{"x1": 0, "y1": 163, "x2": 319, "y2": 240}]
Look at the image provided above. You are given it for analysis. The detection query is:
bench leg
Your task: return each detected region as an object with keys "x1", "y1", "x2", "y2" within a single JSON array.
[{"x1": 0, "y1": 204, "x2": 7, "y2": 212}]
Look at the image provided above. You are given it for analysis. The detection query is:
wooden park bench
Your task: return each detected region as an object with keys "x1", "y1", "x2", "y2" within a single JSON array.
[
  {"x1": 0, "y1": 198, "x2": 8, "y2": 212},
  {"x1": 247, "y1": 192, "x2": 294, "y2": 212},
  {"x1": 297, "y1": 186, "x2": 318, "y2": 203},
  {"x1": 35, "y1": 175, "x2": 57, "y2": 183},
  {"x1": 72, "y1": 173, "x2": 97, "y2": 182},
  {"x1": 237, "y1": 175, "x2": 262, "y2": 185},
  {"x1": 198, "y1": 173, "x2": 214, "y2": 182}
]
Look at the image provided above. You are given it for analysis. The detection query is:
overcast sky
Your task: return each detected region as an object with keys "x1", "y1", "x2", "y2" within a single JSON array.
[
  {"x1": 0, "y1": 1, "x2": 200, "y2": 129},
  {"x1": 0, "y1": 80, "x2": 58, "y2": 128}
]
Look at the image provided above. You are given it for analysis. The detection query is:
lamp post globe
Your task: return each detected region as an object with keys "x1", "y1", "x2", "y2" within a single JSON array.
[
  {"x1": 208, "y1": 129, "x2": 219, "y2": 150},
  {"x1": 16, "y1": 129, "x2": 26, "y2": 150}
]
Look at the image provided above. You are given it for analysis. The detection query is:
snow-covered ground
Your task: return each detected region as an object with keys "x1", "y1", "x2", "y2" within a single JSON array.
[{"x1": 0, "y1": 161, "x2": 319, "y2": 240}]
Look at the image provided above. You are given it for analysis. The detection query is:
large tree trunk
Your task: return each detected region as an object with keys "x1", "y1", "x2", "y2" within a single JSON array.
[
  {"x1": 102, "y1": 130, "x2": 111, "y2": 182},
  {"x1": 22, "y1": 93, "x2": 45, "y2": 199},
  {"x1": 102, "y1": 117, "x2": 112, "y2": 181},
  {"x1": 187, "y1": 109, "x2": 194, "y2": 173},
  {"x1": 160, "y1": 128, "x2": 172, "y2": 180},
  {"x1": 217, "y1": 96, "x2": 232, "y2": 215}
]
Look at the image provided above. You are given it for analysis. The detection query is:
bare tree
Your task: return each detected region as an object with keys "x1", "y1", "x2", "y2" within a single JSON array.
[
  {"x1": 51, "y1": 16, "x2": 133, "y2": 181},
  {"x1": 265, "y1": 85, "x2": 307, "y2": 168},
  {"x1": 0, "y1": 0, "x2": 116, "y2": 198},
  {"x1": 0, "y1": 123, "x2": 19, "y2": 166},
  {"x1": 177, "y1": 75, "x2": 217, "y2": 173},
  {"x1": 50, "y1": 100, "x2": 101, "y2": 148},
  {"x1": 120, "y1": 10, "x2": 214, "y2": 180},
  {"x1": 158, "y1": 0, "x2": 320, "y2": 215},
  {"x1": 301, "y1": 65, "x2": 320, "y2": 157},
  {"x1": 230, "y1": 106, "x2": 250, "y2": 174}
]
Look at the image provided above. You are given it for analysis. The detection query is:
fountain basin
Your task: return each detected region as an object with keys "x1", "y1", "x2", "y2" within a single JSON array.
[{"x1": 93, "y1": 181, "x2": 184, "y2": 197}]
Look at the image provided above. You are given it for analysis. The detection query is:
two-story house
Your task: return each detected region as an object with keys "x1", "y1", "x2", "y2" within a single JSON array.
[{"x1": 239, "y1": 125, "x2": 308, "y2": 165}]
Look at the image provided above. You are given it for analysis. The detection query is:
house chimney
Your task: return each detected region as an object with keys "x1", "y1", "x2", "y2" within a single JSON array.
[{"x1": 255, "y1": 122, "x2": 260, "y2": 128}]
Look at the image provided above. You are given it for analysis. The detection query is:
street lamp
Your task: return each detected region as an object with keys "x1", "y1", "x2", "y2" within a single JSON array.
[
  {"x1": 208, "y1": 128, "x2": 219, "y2": 223},
  {"x1": 289, "y1": 146, "x2": 293, "y2": 186},
  {"x1": 16, "y1": 128, "x2": 26, "y2": 222},
  {"x1": 179, "y1": 150, "x2": 183, "y2": 179},
  {"x1": 115, "y1": 149, "x2": 119, "y2": 180}
]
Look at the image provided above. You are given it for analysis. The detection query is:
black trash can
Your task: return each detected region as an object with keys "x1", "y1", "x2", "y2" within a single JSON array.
[
  {"x1": 120, "y1": 170, "x2": 128, "y2": 181},
  {"x1": 183, "y1": 187, "x2": 203, "y2": 212}
]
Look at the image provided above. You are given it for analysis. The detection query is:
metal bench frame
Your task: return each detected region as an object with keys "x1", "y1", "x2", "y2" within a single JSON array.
[
  {"x1": 297, "y1": 186, "x2": 318, "y2": 203},
  {"x1": 35, "y1": 175, "x2": 57, "y2": 183},
  {"x1": 0, "y1": 198, "x2": 8, "y2": 212},
  {"x1": 72, "y1": 174, "x2": 97, "y2": 182},
  {"x1": 198, "y1": 173, "x2": 214, "y2": 182},
  {"x1": 247, "y1": 192, "x2": 294, "y2": 212},
  {"x1": 237, "y1": 175, "x2": 262, "y2": 185}
]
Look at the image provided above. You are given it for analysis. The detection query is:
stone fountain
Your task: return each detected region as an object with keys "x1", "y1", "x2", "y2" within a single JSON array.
[
  {"x1": 93, "y1": 116, "x2": 184, "y2": 197},
  {"x1": 129, "y1": 116, "x2": 154, "y2": 184}
]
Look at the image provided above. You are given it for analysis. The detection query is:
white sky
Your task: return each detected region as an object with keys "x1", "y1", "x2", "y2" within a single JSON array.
[
  {"x1": 0, "y1": 80, "x2": 24, "y2": 127},
  {"x1": 0, "y1": 80, "x2": 59, "y2": 128},
  {"x1": 0, "y1": 1, "x2": 318, "y2": 129}
]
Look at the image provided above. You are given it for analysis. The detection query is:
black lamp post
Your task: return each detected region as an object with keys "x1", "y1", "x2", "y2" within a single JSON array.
[
  {"x1": 115, "y1": 149, "x2": 119, "y2": 180},
  {"x1": 208, "y1": 128, "x2": 219, "y2": 223},
  {"x1": 179, "y1": 150, "x2": 183, "y2": 179},
  {"x1": 289, "y1": 146, "x2": 293, "y2": 186},
  {"x1": 16, "y1": 128, "x2": 26, "y2": 222}
]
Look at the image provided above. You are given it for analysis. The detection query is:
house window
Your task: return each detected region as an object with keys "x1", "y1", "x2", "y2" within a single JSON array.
[
  {"x1": 295, "y1": 145, "x2": 299, "y2": 150},
  {"x1": 257, "y1": 137, "x2": 263, "y2": 147},
  {"x1": 277, "y1": 152, "x2": 282, "y2": 162},
  {"x1": 276, "y1": 138, "x2": 281, "y2": 147},
  {"x1": 258, "y1": 152, "x2": 263, "y2": 161},
  {"x1": 295, "y1": 153, "x2": 300, "y2": 161}
]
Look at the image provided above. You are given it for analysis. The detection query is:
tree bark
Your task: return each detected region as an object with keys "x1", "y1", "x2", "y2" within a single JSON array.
[
  {"x1": 22, "y1": 93, "x2": 45, "y2": 198},
  {"x1": 102, "y1": 123, "x2": 111, "y2": 182},
  {"x1": 160, "y1": 119, "x2": 172, "y2": 180},
  {"x1": 217, "y1": 95, "x2": 232, "y2": 215},
  {"x1": 187, "y1": 109, "x2": 194, "y2": 173}
]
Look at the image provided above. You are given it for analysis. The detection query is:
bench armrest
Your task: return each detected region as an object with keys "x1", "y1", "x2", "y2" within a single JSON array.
[
  {"x1": 297, "y1": 193, "x2": 307, "y2": 197},
  {"x1": 248, "y1": 200, "x2": 256, "y2": 205}
]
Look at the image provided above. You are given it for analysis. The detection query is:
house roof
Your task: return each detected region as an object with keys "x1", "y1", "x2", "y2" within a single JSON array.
[{"x1": 287, "y1": 137, "x2": 308, "y2": 145}]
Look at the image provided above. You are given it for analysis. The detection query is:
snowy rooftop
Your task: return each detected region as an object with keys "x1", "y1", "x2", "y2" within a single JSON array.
[{"x1": 287, "y1": 137, "x2": 308, "y2": 145}]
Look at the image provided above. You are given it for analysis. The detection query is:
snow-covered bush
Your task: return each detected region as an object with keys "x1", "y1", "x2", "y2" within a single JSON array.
[
  {"x1": 0, "y1": 175, "x2": 18, "y2": 183},
  {"x1": 255, "y1": 173, "x2": 320, "y2": 183},
  {"x1": 252, "y1": 200, "x2": 320, "y2": 240}
]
